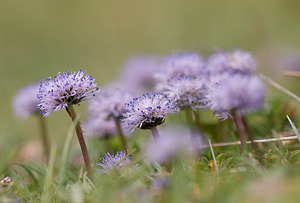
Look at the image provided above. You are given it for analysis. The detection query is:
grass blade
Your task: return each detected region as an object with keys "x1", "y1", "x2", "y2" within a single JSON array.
[
  {"x1": 208, "y1": 138, "x2": 219, "y2": 173},
  {"x1": 286, "y1": 115, "x2": 300, "y2": 142}
]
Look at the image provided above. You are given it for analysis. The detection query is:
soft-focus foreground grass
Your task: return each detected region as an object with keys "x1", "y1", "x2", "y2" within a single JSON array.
[{"x1": 2, "y1": 0, "x2": 300, "y2": 202}]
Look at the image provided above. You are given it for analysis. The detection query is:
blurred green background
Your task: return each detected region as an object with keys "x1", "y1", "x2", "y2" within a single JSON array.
[{"x1": 1, "y1": 0, "x2": 300, "y2": 160}]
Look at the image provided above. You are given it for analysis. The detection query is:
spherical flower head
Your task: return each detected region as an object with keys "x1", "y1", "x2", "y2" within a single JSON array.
[
  {"x1": 144, "y1": 128, "x2": 201, "y2": 164},
  {"x1": 83, "y1": 116, "x2": 117, "y2": 139},
  {"x1": 87, "y1": 86, "x2": 133, "y2": 121},
  {"x1": 97, "y1": 151, "x2": 131, "y2": 173},
  {"x1": 206, "y1": 49, "x2": 257, "y2": 75},
  {"x1": 37, "y1": 70, "x2": 100, "y2": 117},
  {"x1": 155, "y1": 75, "x2": 208, "y2": 111},
  {"x1": 119, "y1": 56, "x2": 161, "y2": 92},
  {"x1": 155, "y1": 52, "x2": 205, "y2": 82},
  {"x1": 122, "y1": 93, "x2": 177, "y2": 132},
  {"x1": 13, "y1": 83, "x2": 41, "y2": 119},
  {"x1": 206, "y1": 74, "x2": 267, "y2": 119}
]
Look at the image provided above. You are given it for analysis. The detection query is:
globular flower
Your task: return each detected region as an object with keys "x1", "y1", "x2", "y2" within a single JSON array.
[
  {"x1": 37, "y1": 70, "x2": 100, "y2": 117},
  {"x1": 97, "y1": 151, "x2": 131, "y2": 173},
  {"x1": 205, "y1": 74, "x2": 267, "y2": 120},
  {"x1": 83, "y1": 117, "x2": 117, "y2": 139},
  {"x1": 145, "y1": 128, "x2": 201, "y2": 164},
  {"x1": 206, "y1": 49, "x2": 257, "y2": 75},
  {"x1": 87, "y1": 86, "x2": 133, "y2": 121},
  {"x1": 13, "y1": 83, "x2": 41, "y2": 119},
  {"x1": 155, "y1": 76, "x2": 208, "y2": 111},
  {"x1": 119, "y1": 56, "x2": 161, "y2": 93},
  {"x1": 154, "y1": 52, "x2": 205, "y2": 82},
  {"x1": 122, "y1": 93, "x2": 177, "y2": 132}
]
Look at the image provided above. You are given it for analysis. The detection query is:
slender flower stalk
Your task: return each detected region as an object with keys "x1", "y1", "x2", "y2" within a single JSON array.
[
  {"x1": 66, "y1": 105, "x2": 92, "y2": 180},
  {"x1": 232, "y1": 111, "x2": 246, "y2": 152},
  {"x1": 38, "y1": 116, "x2": 50, "y2": 162},
  {"x1": 116, "y1": 119, "x2": 128, "y2": 150},
  {"x1": 150, "y1": 127, "x2": 160, "y2": 143}
]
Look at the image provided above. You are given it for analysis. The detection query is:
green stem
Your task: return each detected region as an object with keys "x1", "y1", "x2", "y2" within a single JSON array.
[
  {"x1": 38, "y1": 115, "x2": 50, "y2": 163},
  {"x1": 115, "y1": 119, "x2": 128, "y2": 150},
  {"x1": 66, "y1": 105, "x2": 93, "y2": 181},
  {"x1": 232, "y1": 111, "x2": 246, "y2": 153},
  {"x1": 151, "y1": 127, "x2": 160, "y2": 143}
]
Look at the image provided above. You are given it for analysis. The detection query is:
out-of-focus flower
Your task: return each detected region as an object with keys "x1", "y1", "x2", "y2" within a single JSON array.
[
  {"x1": 145, "y1": 128, "x2": 201, "y2": 164},
  {"x1": 83, "y1": 117, "x2": 117, "y2": 139},
  {"x1": 205, "y1": 74, "x2": 267, "y2": 119},
  {"x1": 155, "y1": 52, "x2": 205, "y2": 82},
  {"x1": 122, "y1": 93, "x2": 177, "y2": 132},
  {"x1": 155, "y1": 76, "x2": 208, "y2": 111},
  {"x1": 87, "y1": 86, "x2": 132, "y2": 121},
  {"x1": 13, "y1": 83, "x2": 40, "y2": 119},
  {"x1": 119, "y1": 56, "x2": 161, "y2": 93},
  {"x1": 97, "y1": 151, "x2": 131, "y2": 173},
  {"x1": 37, "y1": 70, "x2": 100, "y2": 117},
  {"x1": 206, "y1": 49, "x2": 257, "y2": 75},
  {"x1": 0, "y1": 177, "x2": 13, "y2": 186}
]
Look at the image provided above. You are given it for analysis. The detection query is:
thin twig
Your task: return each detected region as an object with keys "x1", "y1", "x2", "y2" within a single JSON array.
[
  {"x1": 283, "y1": 70, "x2": 300, "y2": 77},
  {"x1": 260, "y1": 73, "x2": 300, "y2": 103},
  {"x1": 199, "y1": 135, "x2": 298, "y2": 150}
]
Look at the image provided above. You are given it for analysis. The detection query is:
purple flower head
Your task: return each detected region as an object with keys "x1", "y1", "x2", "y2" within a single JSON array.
[
  {"x1": 145, "y1": 128, "x2": 201, "y2": 164},
  {"x1": 122, "y1": 93, "x2": 178, "y2": 132},
  {"x1": 87, "y1": 86, "x2": 133, "y2": 121},
  {"x1": 13, "y1": 83, "x2": 41, "y2": 119},
  {"x1": 205, "y1": 74, "x2": 267, "y2": 120},
  {"x1": 206, "y1": 49, "x2": 257, "y2": 75},
  {"x1": 83, "y1": 117, "x2": 117, "y2": 139},
  {"x1": 97, "y1": 151, "x2": 131, "y2": 173},
  {"x1": 37, "y1": 70, "x2": 100, "y2": 117},
  {"x1": 155, "y1": 75, "x2": 208, "y2": 111},
  {"x1": 155, "y1": 52, "x2": 205, "y2": 82},
  {"x1": 119, "y1": 56, "x2": 161, "y2": 93}
]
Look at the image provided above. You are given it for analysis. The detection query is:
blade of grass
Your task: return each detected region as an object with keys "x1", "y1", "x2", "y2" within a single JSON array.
[
  {"x1": 208, "y1": 138, "x2": 219, "y2": 173},
  {"x1": 286, "y1": 115, "x2": 300, "y2": 142},
  {"x1": 41, "y1": 145, "x2": 57, "y2": 203}
]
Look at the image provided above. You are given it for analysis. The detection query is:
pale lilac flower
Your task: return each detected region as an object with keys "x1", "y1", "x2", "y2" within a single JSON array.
[
  {"x1": 145, "y1": 128, "x2": 200, "y2": 164},
  {"x1": 122, "y1": 93, "x2": 177, "y2": 132},
  {"x1": 13, "y1": 83, "x2": 40, "y2": 119},
  {"x1": 84, "y1": 117, "x2": 117, "y2": 139},
  {"x1": 87, "y1": 86, "x2": 132, "y2": 121},
  {"x1": 37, "y1": 70, "x2": 100, "y2": 117},
  {"x1": 154, "y1": 52, "x2": 205, "y2": 82},
  {"x1": 206, "y1": 49, "x2": 257, "y2": 75},
  {"x1": 97, "y1": 151, "x2": 131, "y2": 173},
  {"x1": 119, "y1": 56, "x2": 161, "y2": 93},
  {"x1": 155, "y1": 76, "x2": 208, "y2": 111},
  {"x1": 205, "y1": 74, "x2": 267, "y2": 119}
]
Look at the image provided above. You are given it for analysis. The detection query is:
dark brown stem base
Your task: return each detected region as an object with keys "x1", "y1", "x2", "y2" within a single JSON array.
[
  {"x1": 232, "y1": 111, "x2": 246, "y2": 153},
  {"x1": 66, "y1": 105, "x2": 93, "y2": 181}
]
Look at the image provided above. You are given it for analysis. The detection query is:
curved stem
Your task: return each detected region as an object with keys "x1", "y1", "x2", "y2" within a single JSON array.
[
  {"x1": 38, "y1": 115, "x2": 50, "y2": 163},
  {"x1": 115, "y1": 119, "x2": 128, "y2": 150},
  {"x1": 66, "y1": 105, "x2": 92, "y2": 181}
]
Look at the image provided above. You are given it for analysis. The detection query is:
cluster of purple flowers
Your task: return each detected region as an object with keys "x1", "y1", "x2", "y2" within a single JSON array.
[{"x1": 12, "y1": 48, "x2": 268, "y2": 173}]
